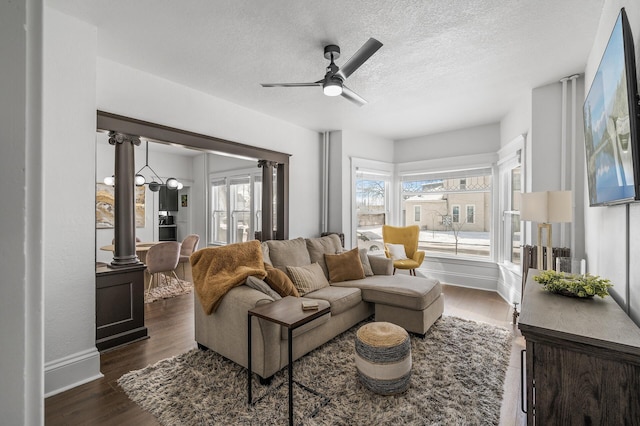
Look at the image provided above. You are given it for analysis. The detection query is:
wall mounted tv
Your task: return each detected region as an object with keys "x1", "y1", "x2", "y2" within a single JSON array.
[{"x1": 583, "y1": 8, "x2": 640, "y2": 206}]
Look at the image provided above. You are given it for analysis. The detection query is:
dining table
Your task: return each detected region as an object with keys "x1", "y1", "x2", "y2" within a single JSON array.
[{"x1": 99, "y1": 241, "x2": 159, "y2": 264}]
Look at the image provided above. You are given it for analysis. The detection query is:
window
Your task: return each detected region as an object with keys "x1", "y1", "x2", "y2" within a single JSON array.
[
  {"x1": 503, "y1": 166, "x2": 521, "y2": 264},
  {"x1": 466, "y1": 205, "x2": 475, "y2": 224},
  {"x1": 210, "y1": 170, "x2": 262, "y2": 245},
  {"x1": 498, "y1": 138, "x2": 523, "y2": 268},
  {"x1": 414, "y1": 205, "x2": 421, "y2": 222},
  {"x1": 401, "y1": 168, "x2": 492, "y2": 258},
  {"x1": 354, "y1": 166, "x2": 391, "y2": 253},
  {"x1": 452, "y1": 205, "x2": 460, "y2": 223}
]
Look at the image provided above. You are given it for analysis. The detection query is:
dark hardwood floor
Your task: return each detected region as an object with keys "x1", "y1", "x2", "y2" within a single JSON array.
[{"x1": 45, "y1": 284, "x2": 526, "y2": 425}]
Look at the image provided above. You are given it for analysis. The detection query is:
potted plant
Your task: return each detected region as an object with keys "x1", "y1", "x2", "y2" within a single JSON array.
[{"x1": 533, "y1": 270, "x2": 613, "y2": 298}]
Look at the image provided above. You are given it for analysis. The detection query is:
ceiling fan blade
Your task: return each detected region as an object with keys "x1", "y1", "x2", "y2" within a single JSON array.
[
  {"x1": 341, "y1": 85, "x2": 367, "y2": 106},
  {"x1": 336, "y1": 38, "x2": 383, "y2": 80},
  {"x1": 261, "y1": 82, "x2": 322, "y2": 87}
]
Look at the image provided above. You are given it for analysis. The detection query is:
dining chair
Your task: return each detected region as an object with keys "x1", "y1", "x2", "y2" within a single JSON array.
[
  {"x1": 176, "y1": 234, "x2": 200, "y2": 281},
  {"x1": 145, "y1": 241, "x2": 181, "y2": 294},
  {"x1": 382, "y1": 225, "x2": 425, "y2": 276}
]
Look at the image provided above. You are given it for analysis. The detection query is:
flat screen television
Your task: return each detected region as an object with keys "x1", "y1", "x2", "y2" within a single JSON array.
[{"x1": 583, "y1": 8, "x2": 640, "y2": 206}]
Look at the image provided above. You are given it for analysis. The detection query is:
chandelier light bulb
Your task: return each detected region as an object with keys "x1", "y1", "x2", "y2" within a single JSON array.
[
  {"x1": 103, "y1": 175, "x2": 115, "y2": 186},
  {"x1": 135, "y1": 174, "x2": 146, "y2": 186},
  {"x1": 166, "y1": 177, "x2": 180, "y2": 189}
]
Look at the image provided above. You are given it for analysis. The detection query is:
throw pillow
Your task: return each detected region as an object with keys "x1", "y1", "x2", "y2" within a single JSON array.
[
  {"x1": 386, "y1": 243, "x2": 409, "y2": 260},
  {"x1": 286, "y1": 262, "x2": 330, "y2": 296},
  {"x1": 266, "y1": 238, "x2": 311, "y2": 270},
  {"x1": 306, "y1": 234, "x2": 344, "y2": 279},
  {"x1": 245, "y1": 275, "x2": 282, "y2": 300},
  {"x1": 264, "y1": 264, "x2": 300, "y2": 297},
  {"x1": 358, "y1": 248, "x2": 374, "y2": 276},
  {"x1": 324, "y1": 247, "x2": 366, "y2": 283}
]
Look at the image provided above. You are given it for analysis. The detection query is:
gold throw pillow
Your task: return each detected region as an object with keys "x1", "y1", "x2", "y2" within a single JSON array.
[
  {"x1": 324, "y1": 247, "x2": 365, "y2": 283},
  {"x1": 264, "y1": 263, "x2": 300, "y2": 297}
]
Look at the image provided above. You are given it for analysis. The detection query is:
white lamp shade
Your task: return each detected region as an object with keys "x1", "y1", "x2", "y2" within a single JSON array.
[{"x1": 520, "y1": 191, "x2": 572, "y2": 223}]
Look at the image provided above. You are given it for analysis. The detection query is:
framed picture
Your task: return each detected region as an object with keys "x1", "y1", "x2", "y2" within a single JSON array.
[
  {"x1": 96, "y1": 183, "x2": 146, "y2": 228},
  {"x1": 181, "y1": 194, "x2": 188, "y2": 207}
]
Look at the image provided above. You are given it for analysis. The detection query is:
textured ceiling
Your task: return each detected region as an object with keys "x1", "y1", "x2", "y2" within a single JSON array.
[{"x1": 49, "y1": 0, "x2": 604, "y2": 140}]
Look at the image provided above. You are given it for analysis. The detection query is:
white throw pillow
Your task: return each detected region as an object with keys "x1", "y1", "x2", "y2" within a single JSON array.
[{"x1": 386, "y1": 243, "x2": 408, "y2": 260}]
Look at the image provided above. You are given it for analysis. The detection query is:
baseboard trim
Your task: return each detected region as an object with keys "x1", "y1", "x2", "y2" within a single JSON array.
[{"x1": 44, "y1": 347, "x2": 103, "y2": 397}]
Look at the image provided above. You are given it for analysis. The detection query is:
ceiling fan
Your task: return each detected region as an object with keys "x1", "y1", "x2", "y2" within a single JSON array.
[{"x1": 261, "y1": 38, "x2": 383, "y2": 106}]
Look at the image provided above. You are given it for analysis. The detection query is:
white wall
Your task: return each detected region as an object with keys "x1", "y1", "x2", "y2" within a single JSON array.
[
  {"x1": 395, "y1": 123, "x2": 500, "y2": 163},
  {"x1": 584, "y1": 1, "x2": 640, "y2": 322},
  {"x1": 500, "y1": 93, "x2": 531, "y2": 148},
  {"x1": 0, "y1": 0, "x2": 44, "y2": 422},
  {"x1": 43, "y1": 7, "x2": 103, "y2": 396}
]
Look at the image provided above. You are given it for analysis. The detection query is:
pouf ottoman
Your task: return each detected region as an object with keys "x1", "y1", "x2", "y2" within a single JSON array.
[{"x1": 355, "y1": 321, "x2": 412, "y2": 395}]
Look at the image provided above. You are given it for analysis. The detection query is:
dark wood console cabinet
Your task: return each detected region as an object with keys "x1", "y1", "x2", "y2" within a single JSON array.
[
  {"x1": 96, "y1": 264, "x2": 148, "y2": 351},
  {"x1": 519, "y1": 270, "x2": 640, "y2": 425}
]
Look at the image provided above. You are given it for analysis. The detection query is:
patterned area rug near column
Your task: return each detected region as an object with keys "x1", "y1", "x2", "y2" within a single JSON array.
[
  {"x1": 144, "y1": 277, "x2": 192, "y2": 304},
  {"x1": 118, "y1": 316, "x2": 513, "y2": 425}
]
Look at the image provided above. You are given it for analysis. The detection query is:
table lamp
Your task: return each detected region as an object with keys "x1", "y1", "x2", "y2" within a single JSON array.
[{"x1": 520, "y1": 191, "x2": 572, "y2": 270}]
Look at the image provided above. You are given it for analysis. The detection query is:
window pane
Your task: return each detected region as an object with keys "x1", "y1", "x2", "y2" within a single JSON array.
[
  {"x1": 230, "y1": 176, "x2": 250, "y2": 243},
  {"x1": 355, "y1": 171, "x2": 389, "y2": 253},
  {"x1": 510, "y1": 213, "x2": 521, "y2": 264},
  {"x1": 511, "y1": 166, "x2": 521, "y2": 211},
  {"x1": 414, "y1": 205, "x2": 421, "y2": 222},
  {"x1": 211, "y1": 179, "x2": 228, "y2": 244},
  {"x1": 452, "y1": 205, "x2": 460, "y2": 223},
  {"x1": 466, "y1": 205, "x2": 475, "y2": 224},
  {"x1": 402, "y1": 172, "x2": 491, "y2": 258}
]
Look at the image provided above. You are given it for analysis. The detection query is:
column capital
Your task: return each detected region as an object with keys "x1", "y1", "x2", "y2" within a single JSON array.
[
  {"x1": 257, "y1": 159, "x2": 278, "y2": 168},
  {"x1": 108, "y1": 131, "x2": 141, "y2": 146}
]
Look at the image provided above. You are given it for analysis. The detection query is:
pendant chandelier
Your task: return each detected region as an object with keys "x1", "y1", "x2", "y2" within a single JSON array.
[{"x1": 103, "y1": 141, "x2": 182, "y2": 192}]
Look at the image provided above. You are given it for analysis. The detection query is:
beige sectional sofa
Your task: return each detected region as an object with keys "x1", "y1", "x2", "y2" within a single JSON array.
[{"x1": 194, "y1": 234, "x2": 444, "y2": 380}]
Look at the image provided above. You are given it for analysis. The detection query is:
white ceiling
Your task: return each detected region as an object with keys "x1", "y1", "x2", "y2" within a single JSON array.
[{"x1": 50, "y1": 0, "x2": 604, "y2": 141}]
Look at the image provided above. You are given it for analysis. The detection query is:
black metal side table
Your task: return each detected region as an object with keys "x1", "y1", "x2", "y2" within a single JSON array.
[{"x1": 247, "y1": 296, "x2": 331, "y2": 426}]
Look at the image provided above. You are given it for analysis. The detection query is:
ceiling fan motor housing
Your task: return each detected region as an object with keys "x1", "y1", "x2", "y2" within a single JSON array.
[{"x1": 324, "y1": 44, "x2": 340, "y2": 60}]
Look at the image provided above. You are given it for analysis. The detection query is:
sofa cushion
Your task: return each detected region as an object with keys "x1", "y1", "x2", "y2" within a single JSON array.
[
  {"x1": 286, "y1": 263, "x2": 330, "y2": 296},
  {"x1": 264, "y1": 264, "x2": 299, "y2": 297},
  {"x1": 359, "y1": 249, "x2": 374, "y2": 276},
  {"x1": 245, "y1": 275, "x2": 281, "y2": 300},
  {"x1": 266, "y1": 237, "x2": 311, "y2": 270},
  {"x1": 324, "y1": 247, "x2": 365, "y2": 283},
  {"x1": 306, "y1": 234, "x2": 343, "y2": 278},
  {"x1": 331, "y1": 274, "x2": 442, "y2": 311},
  {"x1": 305, "y1": 286, "x2": 362, "y2": 316}
]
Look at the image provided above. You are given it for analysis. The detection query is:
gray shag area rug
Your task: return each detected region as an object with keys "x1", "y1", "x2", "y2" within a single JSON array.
[
  {"x1": 144, "y1": 277, "x2": 192, "y2": 304},
  {"x1": 118, "y1": 316, "x2": 512, "y2": 425}
]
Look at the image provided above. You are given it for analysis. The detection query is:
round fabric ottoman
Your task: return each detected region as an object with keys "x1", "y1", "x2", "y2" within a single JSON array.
[{"x1": 355, "y1": 321, "x2": 411, "y2": 395}]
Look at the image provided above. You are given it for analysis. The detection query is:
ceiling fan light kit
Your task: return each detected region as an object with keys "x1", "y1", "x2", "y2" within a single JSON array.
[
  {"x1": 323, "y1": 78, "x2": 343, "y2": 96},
  {"x1": 261, "y1": 38, "x2": 382, "y2": 106}
]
